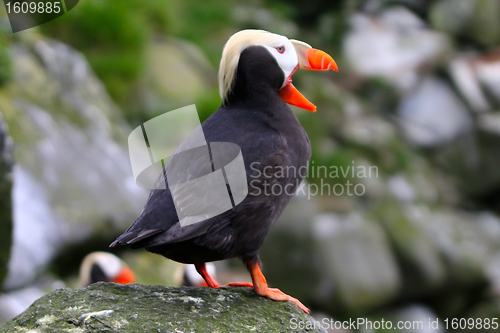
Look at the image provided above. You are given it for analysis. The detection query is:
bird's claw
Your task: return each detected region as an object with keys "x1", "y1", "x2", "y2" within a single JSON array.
[{"x1": 258, "y1": 287, "x2": 310, "y2": 314}]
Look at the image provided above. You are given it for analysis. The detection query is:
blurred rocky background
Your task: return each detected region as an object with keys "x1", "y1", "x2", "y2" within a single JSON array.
[{"x1": 1, "y1": 0, "x2": 500, "y2": 331}]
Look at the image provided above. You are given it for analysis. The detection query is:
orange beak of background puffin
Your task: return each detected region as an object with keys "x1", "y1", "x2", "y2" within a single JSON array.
[
  {"x1": 279, "y1": 42, "x2": 338, "y2": 112},
  {"x1": 112, "y1": 266, "x2": 136, "y2": 284}
]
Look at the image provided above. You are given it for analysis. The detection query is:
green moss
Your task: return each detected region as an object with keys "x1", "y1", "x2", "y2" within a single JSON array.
[{"x1": 1, "y1": 283, "x2": 325, "y2": 332}]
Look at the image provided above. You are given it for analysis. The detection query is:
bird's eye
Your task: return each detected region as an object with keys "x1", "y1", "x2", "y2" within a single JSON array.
[{"x1": 275, "y1": 46, "x2": 285, "y2": 54}]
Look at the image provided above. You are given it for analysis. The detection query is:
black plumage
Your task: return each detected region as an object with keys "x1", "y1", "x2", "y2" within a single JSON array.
[{"x1": 90, "y1": 263, "x2": 109, "y2": 283}]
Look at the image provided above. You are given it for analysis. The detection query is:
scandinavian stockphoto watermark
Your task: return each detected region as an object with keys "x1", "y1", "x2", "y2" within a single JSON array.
[
  {"x1": 127, "y1": 105, "x2": 377, "y2": 227},
  {"x1": 3, "y1": 0, "x2": 79, "y2": 33},
  {"x1": 249, "y1": 160, "x2": 378, "y2": 199},
  {"x1": 291, "y1": 317, "x2": 430, "y2": 331},
  {"x1": 291, "y1": 317, "x2": 499, "y2": 331}
]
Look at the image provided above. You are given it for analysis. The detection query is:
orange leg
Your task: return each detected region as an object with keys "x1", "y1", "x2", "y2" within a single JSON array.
[
  {"x1": 246, "y1": 260, "x2": 310, "y2": 314},
  {"x1": 195, "y1": 263, "x2": 253, "y2": 288},
  {"x1": 195, "y1": 263, "x2": 220, "y2": 288}
]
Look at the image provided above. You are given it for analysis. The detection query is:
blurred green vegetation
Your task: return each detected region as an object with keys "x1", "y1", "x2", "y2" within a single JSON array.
[
  {"x1": 36, "y1": 0, "x2": 414, "y2": 188},
  {"x1": 0, "y1": 35, "x2": 12, "y2": 87},
  {"x1": 42, "y1": 0, "x2": 232, "y2": 123}
]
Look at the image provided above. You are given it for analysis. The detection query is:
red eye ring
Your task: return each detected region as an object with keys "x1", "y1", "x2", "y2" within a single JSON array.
[{"x1": 275, "y1": 46, "x2": 285, "y2": 54}]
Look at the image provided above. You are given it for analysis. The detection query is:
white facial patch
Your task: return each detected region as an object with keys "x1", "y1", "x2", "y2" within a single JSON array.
[
  {"x1": 263, "y1": 36, "x2": 299, "y2": 88},
  {"x1": 95, "y1": 253, "x2": 122, "y2": 279}
]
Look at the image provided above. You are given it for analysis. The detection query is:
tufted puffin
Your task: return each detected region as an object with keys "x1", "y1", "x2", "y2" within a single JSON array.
[
  {"x1": 111, "y1": 30, "x2": 337, "y2": 313},
  {"x1": 79, "y1": 252, "x2": 136, "y2": 287}
]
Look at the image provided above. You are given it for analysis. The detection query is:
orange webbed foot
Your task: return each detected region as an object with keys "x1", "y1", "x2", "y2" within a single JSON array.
[
  {"x1": 256, "y1": 287, "x2": 310, "y2": 314},
  {"x1": 196, "y1": 262, "x2": 310, "y2": 314},
  {"x1": 245, "y1": 260, "x2": 310, "y2": 314}
]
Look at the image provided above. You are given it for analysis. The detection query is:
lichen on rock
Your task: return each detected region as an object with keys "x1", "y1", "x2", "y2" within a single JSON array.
[{"x1": 0, "y1": 283, "x2": 325, "y2": 332}]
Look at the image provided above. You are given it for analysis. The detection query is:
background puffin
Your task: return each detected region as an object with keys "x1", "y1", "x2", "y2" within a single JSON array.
[
  {"x1": 111, "y1": 29, "x2": 337, "y2": 314},
  {"x1": 79, "y1": 252, "x2": 136, "y2": 287}
]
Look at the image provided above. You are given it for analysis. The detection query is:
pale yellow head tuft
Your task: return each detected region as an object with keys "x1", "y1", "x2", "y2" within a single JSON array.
[{"x1": 218, "y1": 30, "x2": 288, "y2": 104}]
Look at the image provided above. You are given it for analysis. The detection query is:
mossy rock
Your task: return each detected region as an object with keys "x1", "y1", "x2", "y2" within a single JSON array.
[{"x1": 1, "y1": 283, "x2": 325, "y2": 332}]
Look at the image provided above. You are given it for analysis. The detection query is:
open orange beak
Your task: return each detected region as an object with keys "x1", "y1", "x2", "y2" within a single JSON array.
[{"x1": 279, "y1": 40, "x2": 338, "y2": 112}]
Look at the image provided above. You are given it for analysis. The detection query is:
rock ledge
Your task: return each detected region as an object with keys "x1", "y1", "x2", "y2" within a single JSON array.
[{"x1": 0, "y1": 283, "x2": 324, "y2": 332}]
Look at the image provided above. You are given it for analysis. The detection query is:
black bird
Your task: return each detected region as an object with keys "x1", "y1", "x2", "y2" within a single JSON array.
[{"x1": 111, "y1": 30, "x2": 337, "y2": 313}]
